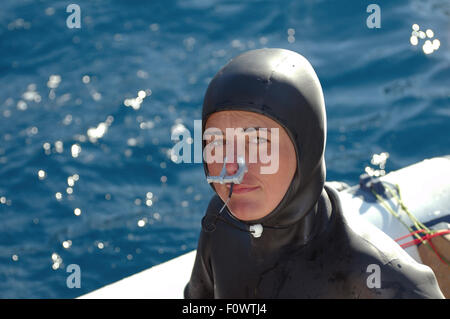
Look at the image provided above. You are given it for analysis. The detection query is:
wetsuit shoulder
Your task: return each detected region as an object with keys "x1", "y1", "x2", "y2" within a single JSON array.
[
  {"x1": 322, "y1": 185, "x2": 444, "y2": 298},
  {"x1": 339, "y1": 208, "x2": 444, "y2": 299}
]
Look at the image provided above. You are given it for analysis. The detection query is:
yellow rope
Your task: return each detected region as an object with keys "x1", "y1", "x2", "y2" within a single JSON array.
[{"x1": 370, "y1": 181, "x2": 450, "y2": 266}]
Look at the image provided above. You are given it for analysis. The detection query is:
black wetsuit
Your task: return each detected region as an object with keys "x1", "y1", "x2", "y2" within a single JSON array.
[{"x1": 184, "y1": 48, "x2": 444, "y2": 299}]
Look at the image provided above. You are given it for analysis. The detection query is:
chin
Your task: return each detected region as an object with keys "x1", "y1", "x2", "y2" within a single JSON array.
[{"x1": 228, "y1": 200, "x2": 266, "y2": 221}]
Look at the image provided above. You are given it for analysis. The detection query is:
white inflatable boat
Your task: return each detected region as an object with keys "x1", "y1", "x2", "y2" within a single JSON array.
[{"x1": 79, "y1": 156, "x2": 450, "y2": 299}]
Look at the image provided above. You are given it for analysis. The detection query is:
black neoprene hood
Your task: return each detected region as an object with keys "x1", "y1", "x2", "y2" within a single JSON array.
[{"x1": 202, "y1": 48, "x2": 327, "y2": 227}]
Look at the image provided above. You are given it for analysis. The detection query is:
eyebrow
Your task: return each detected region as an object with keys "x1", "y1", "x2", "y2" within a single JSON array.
[
  {"x1": 204, "y1": 127, "x2": 272, "y2": 135},
  {"x1": 203, "y1": 130, "x2": 223, "y2": 137}
]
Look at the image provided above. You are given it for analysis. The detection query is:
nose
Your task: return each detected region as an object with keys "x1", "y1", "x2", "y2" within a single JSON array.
[
  {"x1": 223, "y1": 137, "x2": 246, "y2": 176},
  {"x1": 225, "y1": 158, "x2": 239, "y2": 176}
]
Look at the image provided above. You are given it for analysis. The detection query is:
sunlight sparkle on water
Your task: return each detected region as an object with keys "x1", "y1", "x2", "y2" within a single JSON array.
[
  {"x1": 87, "y1": 116, "x2": 113, "y2": 143},
  {"x1": 410, "y1": 24, "x2": 440, "y2": 55},
  {"x1": 123, "y1": 90, "x2": 149, "y2": 110},
  {"x1": 38, "y1": 170, "x2": 46, "y2": 180},
  {"x1": 62, "y1": 240, "x2": 72, "y2": 249},
  {"x1": 71, "y1": 144, "x2": 81, "y2": 158},
  {"x1": 51, "y1": 253, "x2": 62, "y2": 270},
  {"x1": 137, "y1": 219, "x2": 146, "y2": 227},
  {"x1": 47, "y1": 75, "x2": 61, "y2": 89}
]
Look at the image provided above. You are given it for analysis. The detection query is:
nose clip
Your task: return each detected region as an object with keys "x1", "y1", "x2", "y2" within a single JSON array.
[{"x1": 206, "y1": 156, "x2": 248, "y2": 184}]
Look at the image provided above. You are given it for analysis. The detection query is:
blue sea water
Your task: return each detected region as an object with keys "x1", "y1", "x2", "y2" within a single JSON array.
[{"x1": 0, "y1": 0, "x2": 449, "y2": 298}]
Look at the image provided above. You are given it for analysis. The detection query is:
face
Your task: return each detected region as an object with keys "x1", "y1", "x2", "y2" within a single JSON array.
[{"x1": 204, "y1": 110, "x2": 297, "y2": 221}]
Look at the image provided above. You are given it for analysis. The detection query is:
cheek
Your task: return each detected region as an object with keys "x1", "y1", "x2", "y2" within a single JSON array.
[
  {"x1": 260, "y1": 145, "x2": 296, "y2": 198},
  {"x1": 278, "y1": 136, "x2": 297, "y2": 174},
  {"x1": 280, "y1": 148, "x2": 297, "y2": 178},
  {"x1": 206, "y1": 163, "x2": 228, "y2": 195},
  {"x1": 259, "y1": 170, "x2": 287, "y2": 196},
  {"x1": 207, "y1": 162, "x2": 221, "y2": 175}
]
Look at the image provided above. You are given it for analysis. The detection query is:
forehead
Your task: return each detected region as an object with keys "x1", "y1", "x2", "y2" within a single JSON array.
[{"x1": 205, "y1": 110, "x2": 281, "y2": 129}]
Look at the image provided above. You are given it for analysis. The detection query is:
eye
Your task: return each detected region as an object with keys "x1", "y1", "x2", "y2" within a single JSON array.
[
  {"x1": 206, "y1": 139, "x2": 224, "y2": 149},
  {"x1": 249, "y1": 136, "x2": 268, "y2": 144},
  {"x1": 211, "y1": 139, "x2": 224, "y2": 146}
]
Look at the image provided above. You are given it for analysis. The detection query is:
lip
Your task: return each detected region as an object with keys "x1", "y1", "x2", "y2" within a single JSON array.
[{"x1": 226, "y1": 184, "x2": 260, "y2": 194}]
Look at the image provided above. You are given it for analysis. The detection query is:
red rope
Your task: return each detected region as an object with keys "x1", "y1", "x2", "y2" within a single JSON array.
[
  {"x1": 426, "y1": 236, "x2": 447, "y2": 264},
  {"x1": 394, "y1": 229, "x2": 426, "y2": 243},
  {"x1": 395, "y1": 230, "x2": 450, "y2": 266},
  {"x1": 397, "y1": 230, "x2": 450, "y2": 249}
]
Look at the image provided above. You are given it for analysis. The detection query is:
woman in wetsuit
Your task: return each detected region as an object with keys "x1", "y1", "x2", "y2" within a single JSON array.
[{"x1": 184, "y1": 48, "x2": 444, "y2": 298}]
